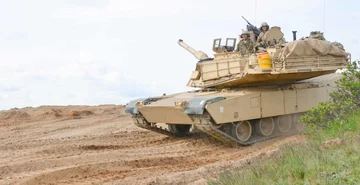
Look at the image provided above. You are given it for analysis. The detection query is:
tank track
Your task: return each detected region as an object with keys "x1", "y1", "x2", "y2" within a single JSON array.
[
  {"x1": 195, "y1": 124, "x2": 280, "y2": 146},
  {"x1": 132, "y1": 114, "x2": 299, "y2": 147},
  {"x1": 131, "y1": 114, "x2": 176, "y2": 137},
  {"x1": 193, "y1": 115, "x2": 299, "y2": 147}
]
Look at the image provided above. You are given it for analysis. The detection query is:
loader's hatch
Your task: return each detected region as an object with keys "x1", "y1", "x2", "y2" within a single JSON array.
[{"x1": 212, "y1": 38, "x2": 236, "y2": 53}]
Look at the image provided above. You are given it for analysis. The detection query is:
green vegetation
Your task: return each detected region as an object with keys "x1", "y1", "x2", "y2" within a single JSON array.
[
  {"x1": 208, "y1": 113, "x2": 360, "y2": 185},
  {"x1": 301, "y1": 61, "x2": 360, "y2": 134},
  {"x1": 209, "y1": 61, "x2": 360, "y2": 185}
]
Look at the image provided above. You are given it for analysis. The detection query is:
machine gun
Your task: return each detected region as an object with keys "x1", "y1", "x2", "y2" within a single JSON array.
[{"x1": 242, "y1": 16, "x2": 261, "y2": 39}]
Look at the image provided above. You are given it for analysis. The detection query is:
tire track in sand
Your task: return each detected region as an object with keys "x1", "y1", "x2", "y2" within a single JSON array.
[{"x1": 0, "y1": 105, "x2": 304, "y2": 185}]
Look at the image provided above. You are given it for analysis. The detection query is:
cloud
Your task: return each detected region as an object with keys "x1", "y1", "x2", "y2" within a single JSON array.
[
  {"x1": 52, "y1": 0, "x2": 203, "y2": 19},
  {"x1": 0, "y1": 87, "x2": 20, "y2": 92},
  {"x1": 0, "y1": 0, "x2": 359, "y2": 110},
  {"x1": 3, "y1": 32, "x2": 27, "y2": 40}
]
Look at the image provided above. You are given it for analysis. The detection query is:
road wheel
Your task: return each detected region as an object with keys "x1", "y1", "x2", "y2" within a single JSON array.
[
  {"x1": 233, "y1": 121, "x2": 252, "y2": 142},
  {"x1": 255, "y1": 117, "x2": 275, "y2": 136},
  {"x1": 277, "y1": 115, "x2": 292, "y2": 133},
  {"x1": 168, "y1": 124, "x2": 191, "y2": 137},
  {"x1": 293, "y1": 113, "x2": 305, "y2": 133}
]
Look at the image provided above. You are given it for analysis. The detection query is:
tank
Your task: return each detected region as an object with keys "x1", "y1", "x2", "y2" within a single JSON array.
[{"x1": 125, "y1": 25, "x2": 351, "y2": 146}]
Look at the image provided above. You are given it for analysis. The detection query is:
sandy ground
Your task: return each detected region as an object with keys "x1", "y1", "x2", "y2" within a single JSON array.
[{"x1": 0, "y1": 105, "x2": 304, "y2": 185}]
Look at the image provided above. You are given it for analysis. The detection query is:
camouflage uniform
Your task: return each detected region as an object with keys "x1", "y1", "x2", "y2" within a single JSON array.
[
  {"x1": 256, "y1": 22, "x2": 269, "y2": 46},
  {"x1": 257, "y1": 32, "x2": 266, "y2": 43},
  {"x1": 235, "y1": 32, "x2": 254, "y2": 55}
]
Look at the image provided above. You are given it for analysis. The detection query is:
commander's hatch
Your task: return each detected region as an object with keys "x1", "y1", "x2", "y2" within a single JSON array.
[{"x1": 212, "y1": 38, "x2": 236, "y2": 53}]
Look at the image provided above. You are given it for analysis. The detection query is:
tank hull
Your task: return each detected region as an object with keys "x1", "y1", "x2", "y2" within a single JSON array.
[{"x1": 125, "y1": 73, "x2": 340, "y2": 146}]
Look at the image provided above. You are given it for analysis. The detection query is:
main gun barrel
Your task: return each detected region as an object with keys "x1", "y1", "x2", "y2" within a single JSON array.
[{"x1": 177, "y1": 39, "x2": 209, "y2": 60}]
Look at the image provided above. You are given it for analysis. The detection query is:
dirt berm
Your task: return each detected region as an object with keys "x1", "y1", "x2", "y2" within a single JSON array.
[{"x1": 0, "y1": 105, "x2": 304, "y2": 185}]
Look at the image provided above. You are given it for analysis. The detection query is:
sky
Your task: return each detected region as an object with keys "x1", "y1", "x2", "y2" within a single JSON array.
[{"x1": 0, "y1": 0, "x2": 359, "y2": 110}]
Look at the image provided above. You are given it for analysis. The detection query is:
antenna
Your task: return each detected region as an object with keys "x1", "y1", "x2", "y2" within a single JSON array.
[
  {"x1": 323, "y1": 0, "x2": 326, "y2": 32},
  {"x1": 254, "y1": 0, "x2": 257, "y2": 25}
]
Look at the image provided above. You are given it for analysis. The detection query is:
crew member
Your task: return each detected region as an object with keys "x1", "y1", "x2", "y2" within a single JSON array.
[
  {"x1": 235, "y1": 30, "x2": 254, "y2": 55},
  {"x1": 257, "y1": 22, "x2": 270, "y2": 43}
]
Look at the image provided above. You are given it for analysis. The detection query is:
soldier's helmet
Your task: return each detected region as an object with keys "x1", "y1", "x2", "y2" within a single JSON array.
[
  {"x1": 240, "y1": 30, "x2": 250, "y2": 38},
  {"x1": 260, "y1": 22, "x2": 269, "y2": 30}
]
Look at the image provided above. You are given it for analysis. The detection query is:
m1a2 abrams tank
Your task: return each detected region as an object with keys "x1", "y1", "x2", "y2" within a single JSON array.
[{"x1": 125, "y1": 26, "x2": 351, "y2": 146}]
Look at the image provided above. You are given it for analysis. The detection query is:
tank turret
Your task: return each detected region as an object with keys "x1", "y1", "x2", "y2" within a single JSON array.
[
  {"x1": 184, "y1": 28, "x2": 350, "y2": 89},
  {"x1": 177, "y1": 39, "x2": 209, "y2": 61}
]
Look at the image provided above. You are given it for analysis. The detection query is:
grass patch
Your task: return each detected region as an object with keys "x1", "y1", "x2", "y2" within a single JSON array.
[
  {"x1": 208, "y1": 112, "x2": 360, "y2": 185},
  {"x1": 305, "y1": 110, "x2": 360, "y2": 143}
]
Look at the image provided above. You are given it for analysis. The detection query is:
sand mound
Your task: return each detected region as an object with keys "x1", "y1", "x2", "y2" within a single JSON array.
[
  {"x1": 101, "y1": 106, "x2": 125, "y2": 115},
  {"x1": 69, "y1": 110, "x2": 94, "y2": 118},
  {"x1": 0, "y1": 110, "x2": 30, "y2": 120},
  {"x1": 36, "y1": 107, "x2": 96, "y2": 120},
  {"x1": 0, "y1": 105, "x2": 126, "y2": 128},
  {"x1": 41, "y1": 109, "x2": 63, "y2": 118},
  {"x1": 0, "y1": 111, "x2": 31, "y2": 126}
]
